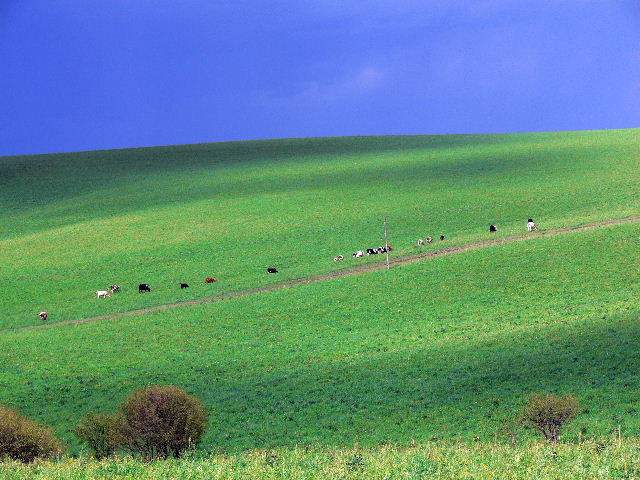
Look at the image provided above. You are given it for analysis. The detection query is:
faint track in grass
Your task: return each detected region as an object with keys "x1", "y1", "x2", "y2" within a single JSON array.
[{"x1": 20, "y1": 216, "x2": 640, "y2": 331}]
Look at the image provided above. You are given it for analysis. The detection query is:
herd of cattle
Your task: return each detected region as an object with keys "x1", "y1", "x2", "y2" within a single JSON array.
[
  {"x1": 94, "y1": 279, "x2": 218, "y2": 298},
  {"x1": 37, "y1": 219, "x2": 538, "y2": 321}
]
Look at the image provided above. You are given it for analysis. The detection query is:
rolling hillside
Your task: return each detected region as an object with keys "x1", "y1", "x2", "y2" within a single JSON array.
[{"x1": 0, "y1": 130, "x2": 638, "y2": 453}]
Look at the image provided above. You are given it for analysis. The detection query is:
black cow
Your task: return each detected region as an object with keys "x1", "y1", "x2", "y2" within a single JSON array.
[
  {"x1": 180, "y1": 283, "x2": 189, "y2": 289},
  {"x1": 138, "y1": 283, "x2": 151, "y2": 293},
  {"x1": 267, "y1": 267, "x2": 278, "y2": 274},
  {"x1": 440, "y1": 235, "x2": 445, "y2": 241},
  {"x1": 489, "y1": 224, "x2": 498, "y2": 232},
  {"x1": 367, "y1": 248, "x2": 379, "y2": 255}
]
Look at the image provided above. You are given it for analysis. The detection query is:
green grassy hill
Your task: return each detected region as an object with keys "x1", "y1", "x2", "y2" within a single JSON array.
[{"x1": 0, "y1": 130, "x2": 638, "y2": 454}]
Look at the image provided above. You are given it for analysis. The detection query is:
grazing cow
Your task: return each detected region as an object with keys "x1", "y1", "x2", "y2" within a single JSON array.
[
  {"x1": 138, "y1": 283, "x2": 151, "y2": 293},
  {"x1": 38, "y1": 312, "x2": 48, "y2": 321},
  {"x1": 377, "y1": 246, "x2": 388, "y2": 254},
  {"x1": 489, "y1": 224, "x2": 498, "y2": 232},
  {"x1": 527, "y1": 219, "x2": 537, "y2": 231},
  {"x1": 180, "y1": 283, "x2": 189, "y2": 289},
  {"x1": 366, "y1": 248, "x2": 379, "y2": 255},
  {"x1": 440, "y1": 235, "x2": 445, "y2": 241},
  {"x1": 353, "y1": 250, "x2": 365, "y2": 258},
  {"x1": 418, "y1": 239, "x2": 425, "y2": 246},
  {"x1": 109, "y1": 285, "x2": 120, "y2": 294},
  {"x1": 426, "y1": 236, "x2": 433, "y2": 243},
  {"x1": 267, "y1": 267, "x2": 278, "y2": 273},
  {"x1": 96, "y1": 290, "x2": 112, "y2": 298},
  {"x1": 205, "y1": 277, "x2": 218, "y2": 283},
  {"x1": 333, "y1": 255, "x2": 345, "y2": 262}
]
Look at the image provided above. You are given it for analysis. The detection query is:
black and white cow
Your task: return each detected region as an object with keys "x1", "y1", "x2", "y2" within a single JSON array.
[
  {"x1": 109, "y1": 285, "x2": 121, "y2": 294},
  {"x1": 418, "y1": 239, "x2": 425, "y2": 246},
  {"x1": 489, "y1": 224, "x2": 498, "y2": 232},
  {"x1": 426, "y1": 236, "x2": 433, "y2": 243},
  {"x1": 352, "y1": 250, "x2": 365, "y2": 258},
  {"x1": 138, "y1": 283, "x2": 151, "y2": 293},
  {"x1": 267, "y1": 267, "x2": 278, "y2": 274},
  {"x1": 38, "y1": 311, "x2": 48, "y2": 321},
  {"x1": 367, "y1": 248, "x2": 379, "y2": 255},
  {"x1": 527, "y1": 219, "x2": 537, "y2": 231}
]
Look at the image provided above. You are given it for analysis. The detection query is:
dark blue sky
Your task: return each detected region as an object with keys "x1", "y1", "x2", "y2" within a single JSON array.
[{"x1": 1, "y1": 1, "x2": 639, "y2": 156}]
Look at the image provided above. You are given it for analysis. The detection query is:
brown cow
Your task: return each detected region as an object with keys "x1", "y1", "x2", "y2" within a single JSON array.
[{"x1": 205, "y1": 277, "x2": 218, "y2": 283}]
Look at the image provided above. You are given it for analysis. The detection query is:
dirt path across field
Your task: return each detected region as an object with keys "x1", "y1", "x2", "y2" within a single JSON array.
[{"x1": 21, "y1": 216, "x2": 640, "y2": 331}]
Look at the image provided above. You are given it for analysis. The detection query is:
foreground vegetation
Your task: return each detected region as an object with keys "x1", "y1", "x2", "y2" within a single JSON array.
[{"x1": 2, "y1": 439, "x2": 640, "y2": 479}]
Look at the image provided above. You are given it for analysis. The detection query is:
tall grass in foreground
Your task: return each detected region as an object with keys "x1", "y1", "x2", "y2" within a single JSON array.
[{"x1": 1, "y1": 440, "x2": 639, "y2": 479}]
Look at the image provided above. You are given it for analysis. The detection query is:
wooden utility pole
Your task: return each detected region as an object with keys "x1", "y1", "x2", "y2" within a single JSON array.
[{"x1": 384, "y1": 215, "x2": 390, "y2": 270}]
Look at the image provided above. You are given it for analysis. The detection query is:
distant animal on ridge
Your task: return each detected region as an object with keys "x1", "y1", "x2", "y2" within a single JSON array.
[
  {"x1": 205, "y1": 278, "x2": 218, "y2": 283},
  {"x1": 38, "y1": 312, "x2": 48, "y2": 321},
  {"x1": 96, "y1": 290, "x2": 112, "y2": 298},
  {"x1": 267, "y1": 267, "x2": 278, "y2": 274},
  {"x1": 138, "y1": 283, "x2": 151, "y2": 293},
  {"x1": 180, "y1": 283, "x2": 189, "y2": 289}
]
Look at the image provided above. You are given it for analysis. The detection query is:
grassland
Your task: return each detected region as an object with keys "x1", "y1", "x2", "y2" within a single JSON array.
[
  {"x1": 2, "y1": 440, "x2": 640, "y2": 479},
  {"x1": 1, "y1": 130, "x2": 638, "y2": 330},
  {"x1": 0, "y1": 130, "x2": 639, "y2": 471}
]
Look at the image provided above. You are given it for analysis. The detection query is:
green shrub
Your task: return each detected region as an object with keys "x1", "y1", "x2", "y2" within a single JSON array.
[
  {"x1": 521, "y1": 393, "x2": 580, "y2": 443},
  {"x1": 0, "y1": 405, "x2": 65, "y2": 462},
  {"x1": 76, "y1": 413, "x2": 118, "y2": 459},
  {"x1": 114, "y1": 385, "x2": 208, "y2": 460}
]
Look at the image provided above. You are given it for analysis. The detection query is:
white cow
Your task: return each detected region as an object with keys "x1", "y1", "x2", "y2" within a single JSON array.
[
  {"x1": 38, "y1": 311, "x2": 48, "y2": 321},
  {"x1": 96, "y1": 290, "x2": 112, "y2": 298},
  {"x1": 418, "y1": 239, "x2": 425, "y2": 246},
  {"x1": 527, "y1": 221, "x2": 537, "y2": 231},
  {"x1": 333, "y1": 254, "x2": 345, "y2": 262},
  {"x1": 352, "y1": 250, "x2": 365, "y2": 258}
]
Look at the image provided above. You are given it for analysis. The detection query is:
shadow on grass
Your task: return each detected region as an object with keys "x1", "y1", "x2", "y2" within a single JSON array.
[{"x1": 194, "y1": 313, "x2": 640, "y2": 450}]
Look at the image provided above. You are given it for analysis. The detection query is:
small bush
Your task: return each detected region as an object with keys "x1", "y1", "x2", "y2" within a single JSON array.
[
  {"x1": 521, "y1": 393, "x2": 580, "y2": 443},
  {"x1": 76, "y1": 413, "x2": 118, "y2": 459},
  {"x1": 115, "y1": 385, "x2": 208, "y2": 460},
  {"x1": 0, "y1": 405, "x2": 65, "y2": 462}
]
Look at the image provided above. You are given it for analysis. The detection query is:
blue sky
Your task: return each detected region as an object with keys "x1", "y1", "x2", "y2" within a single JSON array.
[{"x1": 1, "y1": 1, "x2": 639, "y2": 156}]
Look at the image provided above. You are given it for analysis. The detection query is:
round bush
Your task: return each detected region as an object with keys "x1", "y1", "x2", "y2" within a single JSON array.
[
  {"x1": 0, "y1": 405, "x2": 65, "y2": 462},
  {"x1": 76, "y1": 413, "x2": 118, "y2": 459},
  {"x1": 115, "y1": 385, "x2": 208, "y2": 459},
  {"x1": 521, "y1": 393, "x2": 580, "y2": 443}
]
